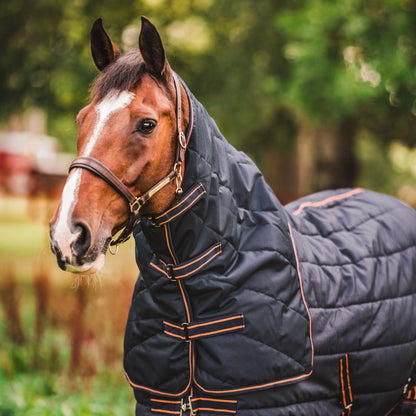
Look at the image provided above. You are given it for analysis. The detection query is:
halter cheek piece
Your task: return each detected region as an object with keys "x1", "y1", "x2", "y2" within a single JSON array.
[{"x1": 68, "y1": 74, "x2": 187, "y2": 249}]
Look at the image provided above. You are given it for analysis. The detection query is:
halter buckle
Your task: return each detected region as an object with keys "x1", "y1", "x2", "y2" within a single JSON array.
[{"x1": 129, "y1": 198, "x2": 142, "y2": 214}]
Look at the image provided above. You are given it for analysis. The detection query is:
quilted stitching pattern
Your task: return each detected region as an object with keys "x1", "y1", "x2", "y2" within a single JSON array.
[
  {"x1": 124, "y1": 80, "x2": 313, "y2": 399},
  {"x1": 124, "y1": 78, "x2": 416, "y2": 415}
]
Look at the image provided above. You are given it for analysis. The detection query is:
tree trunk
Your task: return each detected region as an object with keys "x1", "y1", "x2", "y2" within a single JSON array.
[{"x1": 297, "y1": 119, "x2": 357, "y2": 196}]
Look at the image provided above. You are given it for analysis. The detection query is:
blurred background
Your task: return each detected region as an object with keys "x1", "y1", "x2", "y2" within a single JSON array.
[{"x1": 1, "y1": 0, "x2": 415, "y2": 414}]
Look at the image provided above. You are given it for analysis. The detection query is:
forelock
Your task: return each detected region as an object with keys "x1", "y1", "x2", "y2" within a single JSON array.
[{"x1": 91, "y1": 50, "x2": 146, "y2": 100}]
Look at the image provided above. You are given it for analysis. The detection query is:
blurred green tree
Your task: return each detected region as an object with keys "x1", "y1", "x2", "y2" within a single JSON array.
[
  {"x1": 0, "y1": 0, "x2": 144, "y2": 150},
  {"x1": 145, "y1": 0, "x2": 416, "y2": 195},
  {"x1": 1, "y1": 0, "x2": 415, "y2": 196},
  {"x1": 275, "y1": 0, "x2": 416, "y2": 193}
]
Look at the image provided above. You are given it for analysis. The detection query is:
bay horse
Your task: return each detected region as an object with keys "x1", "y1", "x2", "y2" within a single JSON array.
[{"x1": 50, "y1": 17, "x2": 416, "y2": 416}]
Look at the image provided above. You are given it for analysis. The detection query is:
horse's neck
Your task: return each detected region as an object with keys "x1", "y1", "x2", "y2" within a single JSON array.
[{"x1": 136, "y1": 90, "x2": 286, "y2": 267}]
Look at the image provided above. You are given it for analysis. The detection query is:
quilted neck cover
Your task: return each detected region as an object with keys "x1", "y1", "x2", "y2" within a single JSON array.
[{"x1": 124, "y1": 78, "x2": 313, "y2": 399}]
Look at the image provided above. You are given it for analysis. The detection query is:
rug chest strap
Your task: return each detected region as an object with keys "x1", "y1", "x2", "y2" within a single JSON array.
[
  {"x1": 150, "y1": 396, "x2": 238, "y2": 415},
  {"x1": 163, "y1": 315, "x2": 245, "y2": 342}
]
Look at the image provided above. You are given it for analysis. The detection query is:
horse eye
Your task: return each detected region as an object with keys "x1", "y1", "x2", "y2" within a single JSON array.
[{"x1": 135, "y1": 119, "x2": 156, "y2": 135}]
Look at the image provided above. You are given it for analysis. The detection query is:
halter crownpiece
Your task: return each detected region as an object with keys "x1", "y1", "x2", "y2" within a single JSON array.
[{"x1": 68, "y1": 73, "x2": 187, "y2": 248}]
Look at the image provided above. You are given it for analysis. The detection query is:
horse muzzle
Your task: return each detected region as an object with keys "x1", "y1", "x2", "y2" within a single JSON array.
[{"x1": 49, "y1": 220, "x2": 108, "y2": 274}]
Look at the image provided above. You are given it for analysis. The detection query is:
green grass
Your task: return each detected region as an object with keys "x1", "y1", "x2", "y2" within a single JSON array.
[
  {"x1": 0, "y1": 196, "x2": 138, "y2": 415},
  {"x1": 0, "y1": 371, "x2": 136, "y2": 416},
  {"x1": 0, "y1": 305, "x2": 136, "y2": 416},
  {"x1": 0, "y1": 221, "x2": 48, "y2": 258}
]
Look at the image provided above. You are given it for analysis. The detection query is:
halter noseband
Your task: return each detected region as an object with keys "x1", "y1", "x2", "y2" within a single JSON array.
[{"x1": 68, "y1": 74, "x2": 187, "y2": 248}]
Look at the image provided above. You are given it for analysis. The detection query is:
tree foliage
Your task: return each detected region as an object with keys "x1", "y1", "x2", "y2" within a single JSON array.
[
  {"x1": 1, "y1": 0, "x2": 415, "y2": 185},
  {"x1": 276, "y1": 0, "x2": 416, "y2": 146}
]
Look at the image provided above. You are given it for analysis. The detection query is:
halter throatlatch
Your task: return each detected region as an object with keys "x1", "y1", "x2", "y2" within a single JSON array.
[{"x1": 68, "y1": 74, "x2": 187, "y2": 249}]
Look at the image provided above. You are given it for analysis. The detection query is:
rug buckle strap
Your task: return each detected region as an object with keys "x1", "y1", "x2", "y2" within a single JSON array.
[{"x1": 181, "y1": 322, "x2": 190, "y2": 342}]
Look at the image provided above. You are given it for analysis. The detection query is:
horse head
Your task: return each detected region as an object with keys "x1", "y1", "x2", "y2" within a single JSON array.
[{"x1": 49, "y1": 17, "x2": 189, "y2": 274}]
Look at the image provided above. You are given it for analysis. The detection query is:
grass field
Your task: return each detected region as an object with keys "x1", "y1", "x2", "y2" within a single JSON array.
[{"x1": 0, "y1": 195, "x2": 138, "y2": 415}]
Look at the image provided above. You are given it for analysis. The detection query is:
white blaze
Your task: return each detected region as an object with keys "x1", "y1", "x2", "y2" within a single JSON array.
[{"x1": 53, "y1": 90, "x2": 135, "y2": 265}]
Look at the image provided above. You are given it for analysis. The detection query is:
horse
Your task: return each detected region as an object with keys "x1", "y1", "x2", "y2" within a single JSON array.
[{"x1": 49, "y1": 16, "x2": 416, "y2": 416}]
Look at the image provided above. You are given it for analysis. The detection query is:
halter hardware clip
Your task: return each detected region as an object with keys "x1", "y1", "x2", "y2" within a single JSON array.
[
  {"x1": 174, "y1": 162, "x2": 183, "y2": 195},
  {"x1": 129, "y1": 198, "x2": 142, "y2": 214}
]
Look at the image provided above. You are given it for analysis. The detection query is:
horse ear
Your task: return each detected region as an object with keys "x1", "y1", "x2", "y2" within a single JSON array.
[
  {"x1": 90, "y1": 18, "x2": 121, "y2": 71},
  {"x1": 139, "y1": 16, "x2": 168, "y2": 77}
]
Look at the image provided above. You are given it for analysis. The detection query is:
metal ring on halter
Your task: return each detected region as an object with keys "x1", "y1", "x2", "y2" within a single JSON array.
[
  {"x1": 109, "y1": 244, "x2": 119, "y2": 255},
  {"x1": 179, "y1": 131, "x2": 186, "y2": 149}
]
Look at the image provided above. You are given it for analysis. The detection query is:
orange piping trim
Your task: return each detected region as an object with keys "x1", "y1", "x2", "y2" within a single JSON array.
[
  {"x1": 164, "y1": 224, "x2": 177, "y2": 265},
  {"x1": 151, "y1": 398, "x2": 181, "y2": 404},
  {"x1": 173, "y1": 249, "x2": 222, "y2": 279},
  {"x1": 345, "y1": 354, "x2": 353, "y2": 404},
  {"x1": 163, "y1": 316, "x2": 244, "y2": 339},
  {"x1": 155, "y1": 184, "x2": 205, "y2": 221},
  {"x1": 164, "y1": 315, "x2": 243, "y2": 330},
  {"x1": 194, "y1": 370, "x2": 313, "y2": 395},
  {"x1": 150, "y1": 262, "x2": 169, "y2": 278},
  {"x1": 155, "y1": 184, "x2": 201, "y2": 219},
  {"x1": 151, "y1": 244, "x2": 221, "y2": 279},
  {"x1": 340, "y1": 358, "x2": 347, "y2": 408},
  {"x1": 193, "y1": 408, "x2": 236, "y2": 414},
  {"x1": 189, "y1": 314, "x2": 244, "y2": 329},
  {"x1": 163, "y1": 321, "x2": 184, "y2": 330},
  {"x1": 293, "y1": 188, "x2": 364, "y2": 215},
  {"x1": 192, "y1": 349, "x2": 312, "y2": 394},
  {"x1": 124, "y1": 368, "x2": 191, "y2": 397},
  {"x1": 384, "y1": 404, "x2": 399, "y2": 416},
  {"x1": 157, "y1": 191, "x2": 206, "y2": 226},
  {"x1": 288, "y1": 223, "x2": 315, "y2": 366},
  {"x1": 178, "y1": 280, "x2": 191, "y2": 322},
  {"x1": 192, "y1": 398, "x2": 237, "y2": 404},
  {"x1": 171, "y1": 244, "x2": 221, "y2": 271},
  {"x1": 189, "y1": 325, "x2": 245, "y2": 339},
  {"x1": 163, "y1": 330, "x2": 185, "y2": 340},
  {"x1": 150, "y1": 409, "x2": 179, "y2": 415},
  {"x1": 187, "y1": 341, "x2": 193, "y2": 396}
]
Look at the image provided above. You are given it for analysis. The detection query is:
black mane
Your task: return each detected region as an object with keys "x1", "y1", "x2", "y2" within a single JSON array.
[{"x1": 91, "y1": 50, "x2": 146, "y2": 100}]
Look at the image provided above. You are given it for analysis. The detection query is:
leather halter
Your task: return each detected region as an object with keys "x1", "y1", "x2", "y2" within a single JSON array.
[{"x1": 69, "y1": 74, "x2": 187, "y2": 248}]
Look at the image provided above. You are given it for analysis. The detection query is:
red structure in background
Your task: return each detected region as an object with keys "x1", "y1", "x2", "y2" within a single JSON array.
[{"x1": 0, "y1": 132, "x2": 72, "y2": 199}]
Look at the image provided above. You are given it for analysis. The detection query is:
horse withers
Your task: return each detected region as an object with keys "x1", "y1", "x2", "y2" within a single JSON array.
[{"x1": 49, "y1": 16, "x2": 416, "y2": 416}]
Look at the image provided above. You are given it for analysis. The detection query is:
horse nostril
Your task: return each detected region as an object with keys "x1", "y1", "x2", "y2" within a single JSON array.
[{"x1": 71, "y1": 222, "x2": 92, "y2": 258}]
